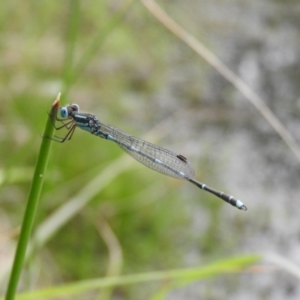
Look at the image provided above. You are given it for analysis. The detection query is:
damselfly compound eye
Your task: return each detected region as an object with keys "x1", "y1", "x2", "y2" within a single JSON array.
[{"x1": 60, "y1": 107, "x2": 68, "y2": 118}]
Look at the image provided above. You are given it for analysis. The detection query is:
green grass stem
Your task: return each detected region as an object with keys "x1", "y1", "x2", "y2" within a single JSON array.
[{"x1": 4, "y1": 95, "x2": 61, "y2": 300}]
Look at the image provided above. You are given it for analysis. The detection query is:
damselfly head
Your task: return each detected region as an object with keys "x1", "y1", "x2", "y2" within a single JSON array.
[{"x1": 60, "y1": 104, "x2": 80, "y2": 118}]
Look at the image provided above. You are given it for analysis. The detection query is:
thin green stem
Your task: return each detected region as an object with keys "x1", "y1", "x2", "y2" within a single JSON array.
[
  {"x1": 62, "y1": 0, "x2": 80, "y2": 95},
  {"x1": 4, "y1": 95, "x2": 60, "y2": 300}
]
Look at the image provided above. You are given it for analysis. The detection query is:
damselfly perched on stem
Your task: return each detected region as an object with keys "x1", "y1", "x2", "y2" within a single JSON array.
[{"x1": 49, "y1": 103, "x2": 247, "y2": 211}]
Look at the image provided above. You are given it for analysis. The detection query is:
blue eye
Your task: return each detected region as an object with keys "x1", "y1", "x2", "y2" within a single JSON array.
[{"x1": 60, "y1": 107, "x2": 68, "y2": 118}]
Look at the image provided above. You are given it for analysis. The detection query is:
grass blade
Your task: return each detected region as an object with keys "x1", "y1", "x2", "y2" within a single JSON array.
[
  {"x1": 4, "y1": 94, "x2": 61, "y2": 300},
  {"x1": 9, "y1": 255, "x2": 260, "y2": 300}
]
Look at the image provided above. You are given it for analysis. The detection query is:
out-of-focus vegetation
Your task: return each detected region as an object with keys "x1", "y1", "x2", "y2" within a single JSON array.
[{"x1": 1, "y1": 0, "x2": 300, "y2": 299}]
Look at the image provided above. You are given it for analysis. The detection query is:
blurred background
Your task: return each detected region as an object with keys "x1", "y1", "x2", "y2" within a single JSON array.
[{"x1": 1, "y1": 0, "x2": 300, "y2": 299}]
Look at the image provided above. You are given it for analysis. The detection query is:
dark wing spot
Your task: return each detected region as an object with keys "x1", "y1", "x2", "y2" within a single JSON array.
[{"x1": 177, "y1": 154, "x2": 187, "y2": 163}]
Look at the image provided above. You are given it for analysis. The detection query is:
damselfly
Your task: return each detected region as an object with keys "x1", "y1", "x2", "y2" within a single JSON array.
[{"x1": 50, "y1": 103, "x2": 247, "y2": 211}]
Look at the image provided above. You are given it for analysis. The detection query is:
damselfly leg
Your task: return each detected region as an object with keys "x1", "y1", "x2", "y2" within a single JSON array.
[
  {"x1": 51, "y1": 124, "x2": 77, "y2": 143},
  {"x1": 45, "y1": 104, "x2": 77, "y2": 143},
  {"x1": 48, "y1": 105, "x2": 74, "y2": 130}
]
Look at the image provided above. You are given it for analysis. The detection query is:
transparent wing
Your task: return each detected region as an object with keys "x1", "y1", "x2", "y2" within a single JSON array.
[{"x1": 99, "y1": 123, "x2": 195, "y2": 180}]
